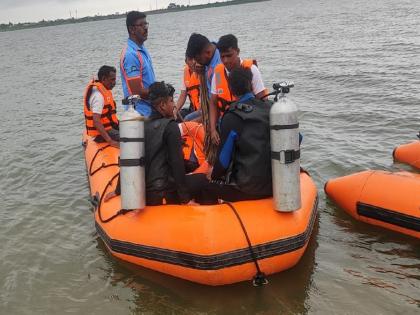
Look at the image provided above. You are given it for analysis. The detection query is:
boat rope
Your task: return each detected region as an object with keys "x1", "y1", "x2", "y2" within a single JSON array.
[
  {"x1": 199, "y1": 72, "x2": 218, "y2": 165},
  {"x1": 87, "y1": 142, "x2": 132, "y2": 223},
  {"x1": 96, "y1": 172, "x2": 133, "y2": 223},
  {"x1": 89, "y1": 144, "x2": 119, "y2": 176},
  {"x1": 224, "y1": 202, "x2": 268, "y2": 286}
]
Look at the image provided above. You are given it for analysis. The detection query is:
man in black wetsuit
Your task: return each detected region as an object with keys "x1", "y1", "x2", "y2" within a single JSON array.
[
  {"x1": 106, "y1": 81, "x2": 209, "y2": 205},
  {"x1": 202, "y1": 67, "x2": 273, "y2": 204}
]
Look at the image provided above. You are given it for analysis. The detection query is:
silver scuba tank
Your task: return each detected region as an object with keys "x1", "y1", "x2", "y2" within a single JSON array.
[
  {"x1": 119, "y1": 95, "x2": 146, "y2": 210},
  {"x1": 270, "y1": 82, "x2": 301, "y2": 212}
]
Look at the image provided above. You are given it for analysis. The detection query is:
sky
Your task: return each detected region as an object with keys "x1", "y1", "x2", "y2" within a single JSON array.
[{"x1": 0, "y1": 0, "x2": 214, "y2": 24}]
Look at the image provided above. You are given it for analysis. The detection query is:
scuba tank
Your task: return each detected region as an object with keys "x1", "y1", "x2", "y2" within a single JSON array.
[
  {"x1": 119, "y1": 95, "x2": 146, "y2": 210},
  {"x1": 270, "y1": 82, "x2": 301, "y2": 212}
]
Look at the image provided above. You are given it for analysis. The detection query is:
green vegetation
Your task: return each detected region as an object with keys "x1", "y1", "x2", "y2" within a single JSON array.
[{"x1": 0, "y1": 0, "x2": 268, "y2": 32}]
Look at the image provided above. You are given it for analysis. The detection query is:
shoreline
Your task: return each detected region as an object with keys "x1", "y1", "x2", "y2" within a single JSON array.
[{"x1": 0, "y1": 0, "x2": 269, "y2": 33}]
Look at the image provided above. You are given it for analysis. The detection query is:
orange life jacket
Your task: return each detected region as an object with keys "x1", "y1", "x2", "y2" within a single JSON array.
[
  {"x1": 83, "y1": 80, "x2": 118, "y2": 137},
  {"x1": 179, "y1": 122, "x2": 207, "y2": 173},
  {"x1": 183, "y1": 65, "x2": 201, "y2": 111},
  {"x1": 213, "y1": 59, "x2": 257, "y2": 114}
]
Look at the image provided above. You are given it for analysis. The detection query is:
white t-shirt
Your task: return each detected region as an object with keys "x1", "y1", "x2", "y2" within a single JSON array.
[
  {"x1": 89, "y1": 87, "x2": 105, "y2": 114},
  {"x1": 210, "y1": 60, "x2": 265, "y2": 96}
]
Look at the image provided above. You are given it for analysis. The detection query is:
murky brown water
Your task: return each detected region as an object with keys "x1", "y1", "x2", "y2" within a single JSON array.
[{"x1": 1, "y1": 0, "x2": 419, "y2": 313}]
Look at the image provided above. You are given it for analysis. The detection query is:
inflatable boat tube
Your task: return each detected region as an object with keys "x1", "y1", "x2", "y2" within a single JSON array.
[
  {"x1": 393, "y1": 140, "x2": 420, "y2": 169},
  {"x1": 325, "y1": 170, "x2": 420, "y2": 239},
  {"x1": 83, "y1": 131, "x2": 319, "y2": 285}
]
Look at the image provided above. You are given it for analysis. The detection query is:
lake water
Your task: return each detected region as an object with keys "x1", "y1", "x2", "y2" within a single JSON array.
[{"x1": 1, "y1": 0, "x2": 419, "y2": 313}]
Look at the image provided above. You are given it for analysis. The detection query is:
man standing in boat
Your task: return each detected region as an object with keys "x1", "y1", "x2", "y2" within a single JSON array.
[
  {"x1": 83, "y1": 65, "x2": 119, "y2": 148},
  {"x1": 185, "y1": 33, "x2": 222, "y2": 163},
  {"x1": 209, "y1": 34, "x2": 267, "y2": 145},
  {"x1": 175, "y1": 56, "x2": 202, "y2": 121},
  {"x1": 120, "y1": 11, "x2": 155, "y2": 117},
  {"x1": 185, "y1": 33, "x2": 221, "y2": 95}
]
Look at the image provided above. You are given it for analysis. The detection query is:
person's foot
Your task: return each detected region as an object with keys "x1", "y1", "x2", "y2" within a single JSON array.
[{"x1": 104, "y1": 191, "x2": 117, "y2": 202}]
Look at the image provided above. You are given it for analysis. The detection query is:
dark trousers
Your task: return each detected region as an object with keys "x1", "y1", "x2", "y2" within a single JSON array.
[
  {"x1": 147, "y1": 173, "x2": 209, "y2": 205},
  {"x1": 198, "y1": 182, "x2": 269, "y2": 205},
  {"x1": 115, "y1": 173, "x2": 209, "y2": 206},
  {"x1": 94, "y1": 129, "x2": 119, "y2": 143}
]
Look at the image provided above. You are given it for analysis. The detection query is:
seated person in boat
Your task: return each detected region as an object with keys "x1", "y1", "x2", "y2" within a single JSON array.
[
  {"x1": 175, "y1": 56, "x2": 202, "y2": 121},
  {"x1": 106, "y1": 81, "x2": 209, "y2": 205},
  {"x1": 209, "y1": 34, "x2": 267, "y2": 145},
  {"x1": 83, "y1": 65, "x2": 119, "y2": 148},
  {"x1": 202, "y1": 67, "x2": 272, "y2": 204}
]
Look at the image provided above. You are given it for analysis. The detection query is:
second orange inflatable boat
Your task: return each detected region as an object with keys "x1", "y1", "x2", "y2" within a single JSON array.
[
  {"x1": 393, "y1": 139, "x2": 420, "y2": 169},
  {"x1": 83, "y1": 131, "x2": 319, "y2": 286},
  {"x1": 325, "y1": 170, "x2": 420, "y2": 239}
]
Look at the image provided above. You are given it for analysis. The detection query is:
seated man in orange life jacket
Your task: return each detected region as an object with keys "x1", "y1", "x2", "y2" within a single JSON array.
[
  {"x1": 209, "y1": 34, "x2": 267, "y2": 146},
  {"x1": 83, "y1": 65, "x2": 119, "y2": 148}
]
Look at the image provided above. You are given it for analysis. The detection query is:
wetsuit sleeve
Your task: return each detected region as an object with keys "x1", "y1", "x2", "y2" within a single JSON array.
[
  {"x1": 212, "y1": 113, "x2": 243, "y2": 180},
  {"x1": 164, "y1": 121, "x2": 191, "y2": 203}
]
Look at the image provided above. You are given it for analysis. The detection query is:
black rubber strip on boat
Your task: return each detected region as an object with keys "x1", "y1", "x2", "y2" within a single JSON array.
[
  {"x1": 357, "y1": 202, "x2": 420, "y2": 232},
  {"x1": 95, "y1": 196, "x2": 318, "y2": 270}
]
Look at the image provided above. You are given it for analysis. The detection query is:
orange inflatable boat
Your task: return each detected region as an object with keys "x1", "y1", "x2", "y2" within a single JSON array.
[
  {"x1": 83, "y1": 131, "x2": 319, "y2": 286},
  {"x1": 393, "y1": 140, "x2": 420, "y2": 169},
  {"x1": 325, "y1": 170, "x2": 420, "y2": 239}
]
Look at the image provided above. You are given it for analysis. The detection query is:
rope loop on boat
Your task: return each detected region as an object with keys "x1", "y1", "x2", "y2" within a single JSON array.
[
  {"x1": 224, "y1": 202, "x2": 268, "y2": 286},
  {"x1": 87, "y1": 142, "x2": 132, "y2": 223},
  {"x1": 96, "y1": 172, "x2": 134, "y2": 223},
  {"x1": 89, "y1": 144, "x2": 119, "y2": 176}
]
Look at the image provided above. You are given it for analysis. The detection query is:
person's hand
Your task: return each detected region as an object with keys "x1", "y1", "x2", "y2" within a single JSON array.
[
  {"x1": 195, "y1": 63, "x2": 204, "y2": 74},
  {"x1": 210, "y1": 129, "x2": 220, "y2": 145},
  {"x1": 206, "y1": 165, "x2": 213, "y2": 181},
  {"x1": 173, "y1": 106, "x2": 182, "y2": 120},
  {"x1": 110, "y1": 140, "x2": 120, "y2": 149}
]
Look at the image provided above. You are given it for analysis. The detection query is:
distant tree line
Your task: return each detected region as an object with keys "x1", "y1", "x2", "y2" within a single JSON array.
[
  {"x1": 167, "y1": 3, "x2": 188, "y2": 9},
  {"x1": 1, "y1": 0, "x2": 267, "y2": 32}
]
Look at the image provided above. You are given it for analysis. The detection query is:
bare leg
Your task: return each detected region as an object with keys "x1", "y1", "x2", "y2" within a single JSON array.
[{"x1": 104, "y1": 191, "x2": 117, "y2": 202}]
